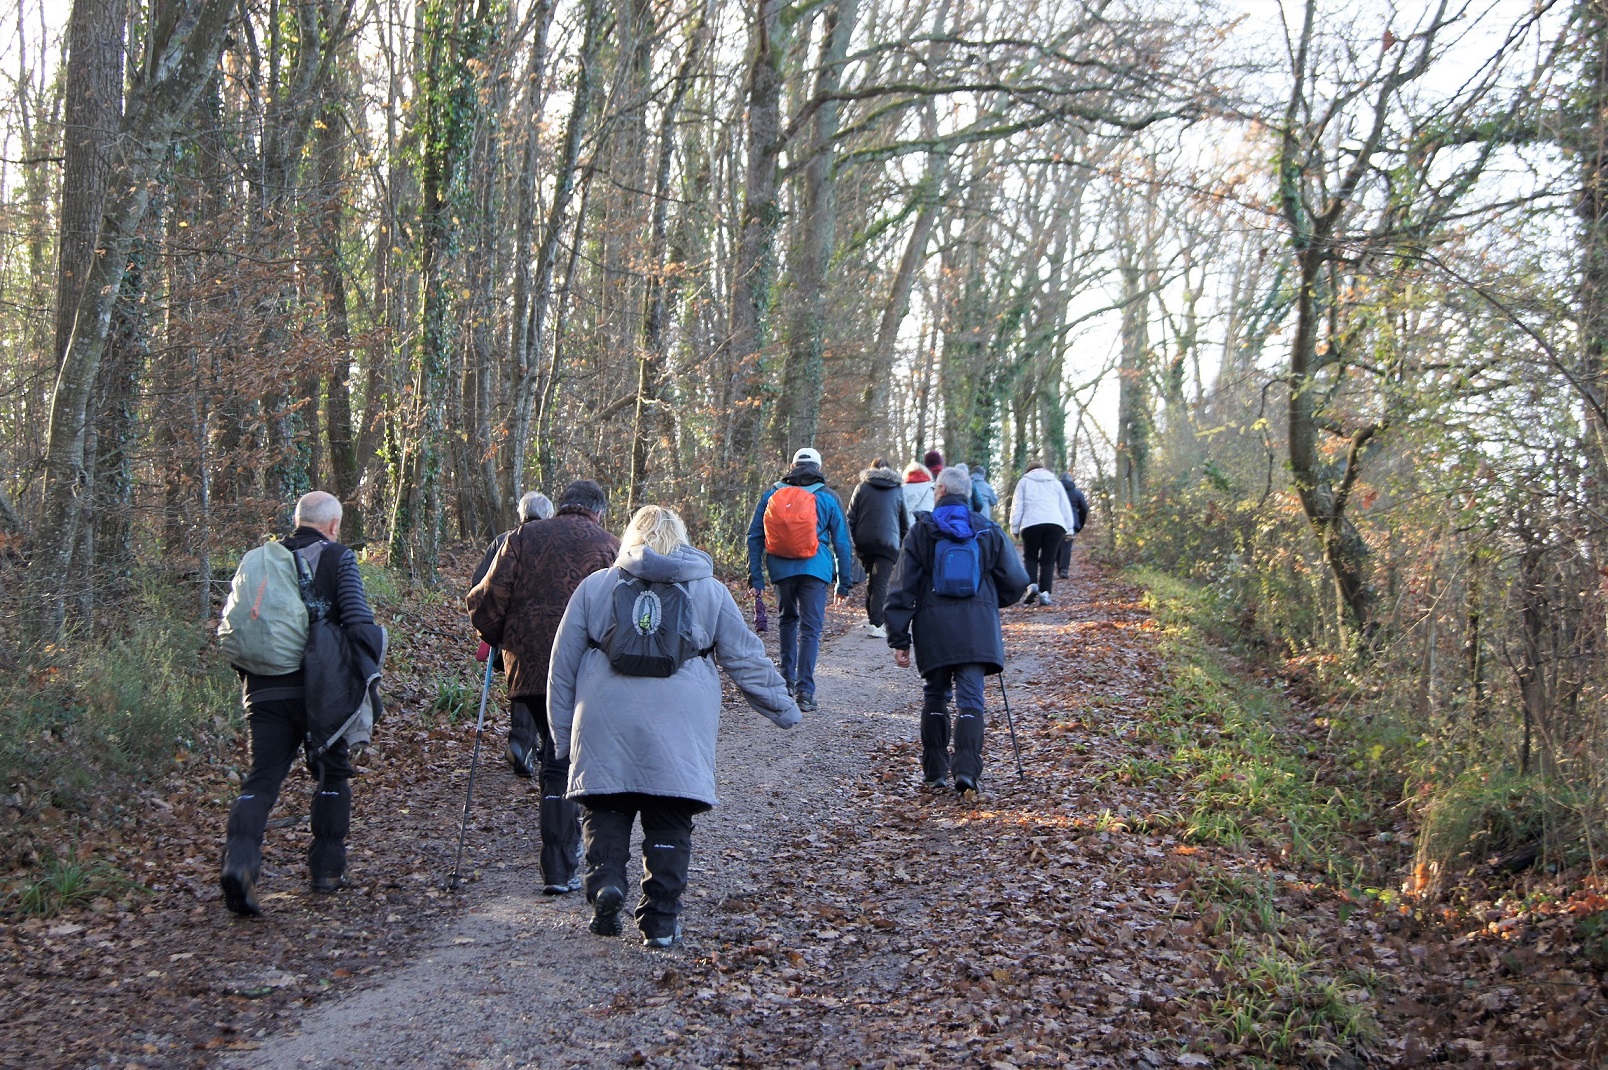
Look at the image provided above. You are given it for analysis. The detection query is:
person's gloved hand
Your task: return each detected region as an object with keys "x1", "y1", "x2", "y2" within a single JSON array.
[{"x1": 475, "y1": 640, "x2": 491, "y2": 663}]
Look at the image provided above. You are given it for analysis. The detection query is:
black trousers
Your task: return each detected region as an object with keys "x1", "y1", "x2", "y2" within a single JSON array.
[
  {"x1": 224, "y1": 696, "x2": 353, "y2": 882},
  {"x1": 860, "y1": 552, "x2": 897, "y2": 627},
  {"x1": 511, "y1": 695, "x2": 581, "y2": 886},
  {"x1": 1056, "y1": 533, "x2": 1076, "y2": 576},
  {"x1": 580, "y1": 792, "x2": 704, "y2": 940},
  {"x1": 1020, "y1": 524, "x2": 1065, "y2": 595},
  {"x1": 921, "y1": 665, "x2": 988, "y2": 784}
]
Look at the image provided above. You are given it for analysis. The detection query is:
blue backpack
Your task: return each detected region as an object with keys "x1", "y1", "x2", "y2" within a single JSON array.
[{"x1": 932, "y1": 532, "x2": 982, "y2": 598}]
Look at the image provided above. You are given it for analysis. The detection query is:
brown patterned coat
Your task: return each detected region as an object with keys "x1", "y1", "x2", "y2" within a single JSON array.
[{"x1": 466, "y1": 508, "x2": 620, "y2": 700}]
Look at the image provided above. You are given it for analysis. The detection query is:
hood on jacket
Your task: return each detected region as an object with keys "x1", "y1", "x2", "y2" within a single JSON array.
[
  {"x1": 617, "y1": 542, "x2": 715, "y2": 584},
  {"x1": 931, "y1": 499, "x2": 976, "y2": 540},
  {"x1": 1021, "y1": 467, "x2": 1061, "y2": 487},
  {"x1": 860, "y1": 467, "x2": 902, "y2": 488},
  {"x1": 781, "y1": 462, "x2": 826, "y2": 487},
  {"x1": 904, "y1": 468, "x2": 932, "y2": 484}
]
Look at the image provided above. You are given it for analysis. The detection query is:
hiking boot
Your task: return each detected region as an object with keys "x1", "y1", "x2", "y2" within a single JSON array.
[
  {"x1": 796, "y1": 692, "x2": 818, "y2": 713},
  {"x1": 922, "y1": 775, "x2": 947, "y2": 789},
  {"x1": 1057, "y1": 570, "x2": 1069, "y2": 580},
  {"x1": 1022, "y1": 584, "x2": 1038, "y2": 606},
  {"x1": 1037, "y1": 592, "x2": 1053, "y2": 606},
  {"x1": 506, "y1": 741, "x2": 536, "y2": 778},
  {"x1": 867, "y1": 623, "x2": 887, "y2": 639},
  {"x1": 543, "y1": 872, "x2": 583, "y2": 896},
  {"x1": 954, "y1": 775, "x2": 977, "y2": 795},
  {"x1": 220, "y1": 861, "x2": 261, "y2": 917},
  {"x1": 642, "y1": 922, "x2": 682, "y2": 949},
  {"x1": 590, "y1": 886, "x2": 625, "y2": 937},
  {"x1": 310, "y1": 874, "x2": 345, "y2": 895}
]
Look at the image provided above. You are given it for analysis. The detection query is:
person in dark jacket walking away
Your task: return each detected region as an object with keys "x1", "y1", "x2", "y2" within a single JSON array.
[
  {"x1": 747, "y1": 448, "x2": 854, "y2": 712},
  {"x1": 1010, "y1": 461, "x2": 1076, "y2": 606},
  {"x1": 1055, "y1": 472, "x2": 1090, "y2": 580},
  {"x1": 970, "y1": 464, "x2": 999, "y2": 518},
  {"x1": 470, "y1": 490, "x2": 554, "y2": 777},
  {"x1": 220, "y1": 491, "x2": 379, "y2": 915},
  {"x1": 885, "y1": 468, "x2": 1029, "y2": 793},
  {"x1": 550, "y1": 505, "x2": 800, "y2": 946},
  {"x1": 846, "y1": 459, "x2": 910, "y2": 639},
  {"x1": 467, "y1": 480, "x2": 620, "y2": 895}
]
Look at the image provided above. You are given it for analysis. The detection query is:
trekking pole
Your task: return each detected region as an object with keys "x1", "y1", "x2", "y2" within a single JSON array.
[
  {"x1": 997, "y1": 672, "x2": 1025, "y2": 780},
  {"x1": 449, "y1": 650, "x2": 496, "y2": 890}
]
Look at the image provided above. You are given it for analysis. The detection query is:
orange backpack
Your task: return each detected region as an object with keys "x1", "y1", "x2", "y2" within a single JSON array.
[{"x1": 763, "y1": 484, "x2": 822, "y2": 559}]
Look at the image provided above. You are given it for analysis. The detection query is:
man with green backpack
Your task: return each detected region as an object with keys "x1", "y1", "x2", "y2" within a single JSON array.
[{"x1": 216, "y1": 491, "x2": 384, "y2": 916}]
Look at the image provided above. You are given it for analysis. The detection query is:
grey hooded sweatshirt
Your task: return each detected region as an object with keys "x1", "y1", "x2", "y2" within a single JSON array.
[{"x1": 547, "y1": 542, "x2": 800, "y2": 807}]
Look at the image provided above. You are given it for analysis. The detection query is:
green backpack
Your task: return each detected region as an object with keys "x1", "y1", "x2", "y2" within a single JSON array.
[{"x1": 218, "y1": 540, "x2": 321, "y2": 675}]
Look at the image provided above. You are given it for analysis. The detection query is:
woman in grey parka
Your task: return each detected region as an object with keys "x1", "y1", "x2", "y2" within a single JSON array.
[{"x1": 548, "y1": 505, "x2": 800, "y2": 947}]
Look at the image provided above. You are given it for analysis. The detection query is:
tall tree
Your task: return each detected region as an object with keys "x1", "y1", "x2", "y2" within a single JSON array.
[{"x1": 31, "y1": 0, "x2": 235, "y2": 640}]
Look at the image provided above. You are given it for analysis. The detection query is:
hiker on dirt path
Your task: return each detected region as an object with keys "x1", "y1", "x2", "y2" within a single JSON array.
[
  {"x1": 466, "y1": 480, "x2": 619, "y2": 896},
  {"x1": 969, "y1": 464, "x2": 999, "y2": 519},
  {"x1": 1010, "y1": 460, "x2": 1076, "y2": 606},
  {"x1": 469, "y1": 490, "x2": 554, "y2": 778},
  {"x1": 1054, "y1": 471, "x2": 1090, "y2": 581},
  {"x1": 746, "y1": 447, "x2": 853, "y2": 713},
  {"x1": 846, "y1": 458, "x2": 910, "y2": 639},
  {"x1": 885, "y1": 467, "x2": 1029, "y2": 793},
  {"x1": 220, "y1": 490, "x2": 383, "y2": 916},
  {"x1": 901, "y1": 461, "x2": 935, "y2": 517},
  {"x1": 549, "y1": 505, "x2": 801, "y2": 947}
]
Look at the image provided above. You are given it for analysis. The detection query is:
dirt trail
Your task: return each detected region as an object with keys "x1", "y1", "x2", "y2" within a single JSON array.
[{"x1": 225, "y1": 618, "x2": 918, "y2": 1069}]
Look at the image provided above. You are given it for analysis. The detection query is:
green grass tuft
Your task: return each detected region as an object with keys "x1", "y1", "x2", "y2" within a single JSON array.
[{"x1": 9, "y1": 845, "x2": 145, "y2": 918}]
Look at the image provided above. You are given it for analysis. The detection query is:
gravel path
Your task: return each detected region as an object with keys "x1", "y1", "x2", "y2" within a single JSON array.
[{"x1": 227, "y1": 620, "x2": 914, "y2": 1069}]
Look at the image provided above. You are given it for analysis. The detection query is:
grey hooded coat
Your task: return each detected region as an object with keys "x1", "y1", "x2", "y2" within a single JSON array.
[{"x1": 547, "y1": 543, "x2": 800, "y2": 808}]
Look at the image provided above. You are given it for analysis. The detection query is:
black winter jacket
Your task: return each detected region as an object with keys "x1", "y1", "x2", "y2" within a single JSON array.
[
  {"x1": 846, "y1": 467, "x2": 910, "y2": 559},
  {"x1": 1058, "y1": 475, "x2": 1089, "y2": 534},
  {"x1": 884, "y1": 493, "x2": 1030, "y2": 675}
]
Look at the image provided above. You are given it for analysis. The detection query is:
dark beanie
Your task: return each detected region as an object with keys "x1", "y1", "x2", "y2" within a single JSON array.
[{"x1": 922, "y1": 449, "x2": 944, "y2": 474}]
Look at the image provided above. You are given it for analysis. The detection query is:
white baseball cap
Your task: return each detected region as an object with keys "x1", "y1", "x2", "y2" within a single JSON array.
[{"x1": 792, "y1": 447, "x2": 822, "y2": 466}]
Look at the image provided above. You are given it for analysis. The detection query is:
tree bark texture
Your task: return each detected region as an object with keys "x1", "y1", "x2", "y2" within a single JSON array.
[{"x1": 32, "y1": 0, "x2": 235, "y2": 640}]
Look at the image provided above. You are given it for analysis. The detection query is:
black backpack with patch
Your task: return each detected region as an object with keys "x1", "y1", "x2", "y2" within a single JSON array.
[{"x1": 596, "y1": 573, "x2": 712, "y2": 678}]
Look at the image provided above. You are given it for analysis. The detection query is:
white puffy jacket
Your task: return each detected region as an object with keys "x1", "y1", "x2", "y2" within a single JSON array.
[{"x1": 1009, "y1": 467, "x2": 1076, "y2": 535}]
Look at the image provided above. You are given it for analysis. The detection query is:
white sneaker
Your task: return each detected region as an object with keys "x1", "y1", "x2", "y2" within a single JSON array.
[
  {"x1": 1023, "y1": 584, "x2": 1039, "y2": 606},
  {"x1": 1038, "y1": 591, "x2": 1053, "y2": 606},
  {"x1": 867, "y1": 624, "x2": 887, "y2": 638}
]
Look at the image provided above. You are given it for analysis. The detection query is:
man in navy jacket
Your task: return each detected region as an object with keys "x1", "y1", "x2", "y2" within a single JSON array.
[{"x1": 747, "y1": 448, "x2": 854, "y2": 712}]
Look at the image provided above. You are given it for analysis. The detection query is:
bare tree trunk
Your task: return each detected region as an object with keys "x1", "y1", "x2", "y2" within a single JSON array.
[
  {"x1": 316, "y1": 84, "x2": 362, "y2": 538},
  {"x1": 52, "y1": 0, "x2": 123, "y2": 370},
  {"x1": 720, "y1": 0, "x2": 790, "y2": 497},
  {"x1": 31, "y1": 0, "x2": 234, "y2": 641},
  {"x1": 866, "y1": 104, "x2": 945, "y2": 458},
  {"x1": 630, "y1": 10, "x2": 710, "y2": 513},
  {"x1": 506, "y1": 0, "x2": 602, "y2": 506},
  {"x1": 1577, "y1": 0, "x2": 1608, "y2": 530},
  {"x1": 772, "y1": 0, "x2": 858, "y2": 454},
  {"x1": 1115, "y1": 197, "x2": 1152, "y2": 508}
]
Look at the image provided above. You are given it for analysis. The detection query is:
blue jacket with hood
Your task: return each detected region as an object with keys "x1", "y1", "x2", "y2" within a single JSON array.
[{"x1": 746, "y1": 462, "x2": 855, "y2": 593}]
